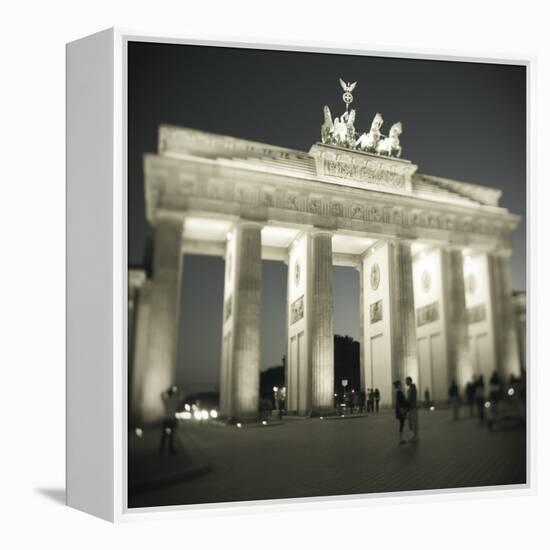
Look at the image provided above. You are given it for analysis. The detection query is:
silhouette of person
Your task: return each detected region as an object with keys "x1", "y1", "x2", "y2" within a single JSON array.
[
  {"x1": 277, "y1": 395, "x2": 285, "y2": 421},
  {"x1": 449, "y1": 380, "x2": 460, "y2": 421},
  {"x1": 466, "y1": 381, "x2": 476, "y2": 417},
  {"x1": 159, "y1": 385, "x2": 180, "y2": 455},
  {"x1": 352, "y1": 391, "x2": 359, "y2": 414},
  {"x1": 489, "y1": 370, "x2": 502, "y2": 415},
  {"x1": 424, "y1": 388, "x2": 431, "y2": 409},
  {"x1": 359, "y1": 389, "x2": 366, "y2": 413},
  {"x1": 368, "y1": 388, "x2": 375, "y2": 413},
  {"x1": 394, "y1": 380, "x2": 408, "y2": 445},
  {"x1": 374, "y1": 388, "x2": 380, "y2": 412},
  {"x1": 406, "y1": 376, "x2": 418, "y2": 441},
  {"x1": 475, "y1": 375, "x2": 486, "y2": 423}
]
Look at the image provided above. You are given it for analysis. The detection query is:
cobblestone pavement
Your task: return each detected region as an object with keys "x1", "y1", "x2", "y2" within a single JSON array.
[{"x1": 128, "y1": 408, "x2": 526, "y2": 509}]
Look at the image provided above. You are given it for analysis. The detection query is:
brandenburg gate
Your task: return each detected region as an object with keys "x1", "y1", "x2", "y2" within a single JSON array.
[{"x1": 129, "y1": 82, "x2": 521, "y2": 423}]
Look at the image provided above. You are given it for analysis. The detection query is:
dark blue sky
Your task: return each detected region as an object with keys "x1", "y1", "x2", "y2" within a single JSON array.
[{"x1": 128, "y1": 42, "x2": 526, "y2": 391}]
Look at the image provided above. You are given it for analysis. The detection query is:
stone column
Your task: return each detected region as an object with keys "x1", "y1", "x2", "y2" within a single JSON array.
[
  {"x1": 309, "y1": 231, "x2": 334, "y2": 412},
  {"x1": 388, "y1": 241, "x2": 418, "y2": 384},
  {"x1": 513, "y1": 293, "x2": 527, "y2": 372},
  {"x1": 357, "y1": 262, "x2": 365, "y2": 391},
  {"x1": 441, "y1": 248, "x2": 472, "y2": 387},
  {"x1": 128, "y1": 270, "x2": 146, "y2": 427},
  {"x1": 488, "y1": 251, "x2": 520, "y2": 378},
  {"x1": 222, "y1": 222, "x2": 262, "y2": 421},
  {"x1": 130, "y1": 280, "x2": 152, "y2": 426},
  {"x1": 141, "y1": 214, "x2": 184, "y2": 423}
]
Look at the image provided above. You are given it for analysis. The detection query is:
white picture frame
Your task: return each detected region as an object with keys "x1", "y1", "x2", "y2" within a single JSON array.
[{"x1": 66, "y1": 27, "x2": 535, "y2": 522}]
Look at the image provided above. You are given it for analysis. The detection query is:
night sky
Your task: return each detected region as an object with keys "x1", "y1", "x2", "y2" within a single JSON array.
[{"x1": 128, "y1": 42, "x2": 526, "y2": 392}]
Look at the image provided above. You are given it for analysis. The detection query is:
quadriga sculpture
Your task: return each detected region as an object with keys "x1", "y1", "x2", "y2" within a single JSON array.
[
  {"x1": 355, "y1": 113, "x2": 383, "y2": 152},
  {"x1": 376, "y1": 121, "x2": 403, "y2": 158}
]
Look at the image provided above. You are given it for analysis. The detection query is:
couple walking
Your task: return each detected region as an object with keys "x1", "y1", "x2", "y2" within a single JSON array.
[{"x1": 394, "y1": 377, "x2": 418, "y2": 445}]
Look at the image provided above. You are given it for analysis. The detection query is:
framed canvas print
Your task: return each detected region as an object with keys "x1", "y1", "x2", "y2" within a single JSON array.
[{"x1": 66, "y1": 28, "x2": 532, "y2": 522}]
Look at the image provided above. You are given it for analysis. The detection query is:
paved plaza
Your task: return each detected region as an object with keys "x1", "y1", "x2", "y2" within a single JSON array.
[{"x1": 128, "y1": 407, "x2": 526, "y2": 509}]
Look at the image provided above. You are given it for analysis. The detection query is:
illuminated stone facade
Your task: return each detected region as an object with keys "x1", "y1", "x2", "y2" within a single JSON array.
[{"x1": 129, "y1": 125, "x2": 522, "y2": 422}]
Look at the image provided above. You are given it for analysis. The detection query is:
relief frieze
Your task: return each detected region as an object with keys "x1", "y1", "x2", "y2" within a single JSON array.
[
  {"x1": 322, "y1": 158, "x2": 407, "y2": 189},
  {"x1": 149, "y1": 164, "x2": 509, "y2": 244},
  {"x1": 290, "y1": 295, "x2": 305, "y2": 325}
]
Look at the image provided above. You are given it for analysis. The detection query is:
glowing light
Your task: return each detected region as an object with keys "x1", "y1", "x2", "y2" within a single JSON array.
[
  {"x1": 193, "y1": 411, "x2": 202, "y2": 420},
  {"x1": 341, "y1": 414, "x2": 345, "y2": 417},
  {"x1": 507, "y1": 388, "x2": 515, "y2": 397},
  {"x1": 236, "y1": 423, "x2": 242, "y2": 428},
  {"x1": 135, "y1": 428, "x2": 143, "y2": 438},
  {"x1": 181, "y1": 412, "x2": 192, "y2": 420},
  {"x1": 226, "y1": 232, "x2": 232, "y2": 241},
  {"x1": 484, "y1": 401, "x2": 491, "y2": 409},
  {"x1": 320, "y1": 416, "x2": 324, "y2": 420},
  {"x1": 191, "y1": 404, "x2": 197, "y2": 411},
  {"x1": 464, "y1": 255, "x2": 471, "y2": 265},
  {"x1": 200, "y1": 410, "x2": 209, "y2": 420},
  {"x1": 262, "y1": 420, "x2": 267, "y2": 425},
  {"x1": 293, "y1": 239, "x2": 298, "y2": 247},
  {"x1": 273, "y1": 386, "x2": 278, "y2": 392},
  {"x1": 184, "y1": 403, "x2": 191, "y2": 412},
  {"x1": 334, "y1": 393, "x2": 338, "y2": 397},
  {"x1": 165, "y1": 427, "x2": 172, "y2": 434},
  {"x1": 429, "y1": 406, "x2": 435, "y2": 411},
  {"x1": 210, "y1": 410, "x2": 218, "y2": 419}
]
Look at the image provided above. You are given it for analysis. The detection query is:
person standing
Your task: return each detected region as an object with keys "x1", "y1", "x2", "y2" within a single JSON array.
[
  {"x1": 449, "y1": 380, "x2": 460, "y2": 421},
  {"x1": 424, "y1": 388, "x2": 431, "y2": 409},
  {"x1": 405, "y1": 376, "x2": 418, "y2": 442},
  {"x1": 374, "y1": 388, "x2": 380, "y2": 412},
  {"x1": 489, "y1": 371, "x2": 502, "y2": 415},
  {"x1": 475, "y1": 375, "x2": 486, "y2": 423},
  {"x1": 159, "y1": 385, "x2": 180, "y2": 455},
  {"x1": 368, "y1": 388, "x2": 375, "y2": 413},
  {"x1": 351, "y1": 391, "x2": 359, "y2": 415},
  {"x1": 394, "y1": 381, "x2": 408, "y2": 445},
  {"x1": 359, "y1": 389, "x2": 366, "y2": 413},
  {"x1": 466, "y1": 381, "x2": 476, "y2": 417},
  {"x1": 277, "y1": 394, "x2": 285, "y2": 421}
]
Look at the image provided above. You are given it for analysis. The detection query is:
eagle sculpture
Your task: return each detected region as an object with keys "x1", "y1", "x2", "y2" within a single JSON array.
[{"x1": 339, "y1": 78, "x2": 357, "y2": 93}]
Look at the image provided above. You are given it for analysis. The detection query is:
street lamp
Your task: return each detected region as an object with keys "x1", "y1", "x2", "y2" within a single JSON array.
[{"x1": 273, "y1": 386, "x2": 279, "y2": 412}]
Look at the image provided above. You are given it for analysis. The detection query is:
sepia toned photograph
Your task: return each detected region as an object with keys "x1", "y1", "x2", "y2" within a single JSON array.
[{"x1": 126, "y1": 41, "x2": 527, "y2": 509}]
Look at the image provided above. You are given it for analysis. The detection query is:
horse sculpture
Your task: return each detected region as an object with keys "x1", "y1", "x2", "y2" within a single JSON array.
[
  {"x1": 376, "y1": 121, "x2": 402, "y2": 157},
  {"x1": 321, "y1": 105, "x2": 334, "y2": 144},
  {"x1": 355, "y1": 113, "x2": 383, "y2": 152}
]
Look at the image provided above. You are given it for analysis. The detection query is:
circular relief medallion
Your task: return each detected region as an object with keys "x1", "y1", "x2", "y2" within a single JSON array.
[
  {"x1": 421, "y1": 269, "x2": 431, "y2": 293},
  {"x1": 294, "y1": 260, "x2": 301, "y2": 287},
  {"x1": 466, "y1": 273, "x2": 476, "y2": 295},
  {"x1": 370, "y1": 263, "x2": 380, "y2": 291}
]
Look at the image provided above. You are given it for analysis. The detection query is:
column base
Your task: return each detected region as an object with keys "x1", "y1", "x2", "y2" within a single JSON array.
[
  {"x1": 309, "y1": 406, "x2": 337, "y2": 418},
  {"x1": 226, "y1": 412, "x2": 261, "y2": 424}
]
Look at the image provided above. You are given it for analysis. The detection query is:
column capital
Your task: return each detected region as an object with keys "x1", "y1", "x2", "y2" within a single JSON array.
[
  {"x1": 234, "y1": 218, "x2": 264, "y2": 231},
  {"x1": 129, "y1": 269, "x2": 147, "y2": 291},
  {"x1": 153, "y1": 210, "x2": 185, "y2": 226},
  {"x1": 440, "y1": 243, "x2": 468, "y2": 254},
  {"x1": 309, "y1": 227, "x2": 334, "y2": 239},
  {"x1": 489, "y1": 247, "x2": 513, "y2": 259}
]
